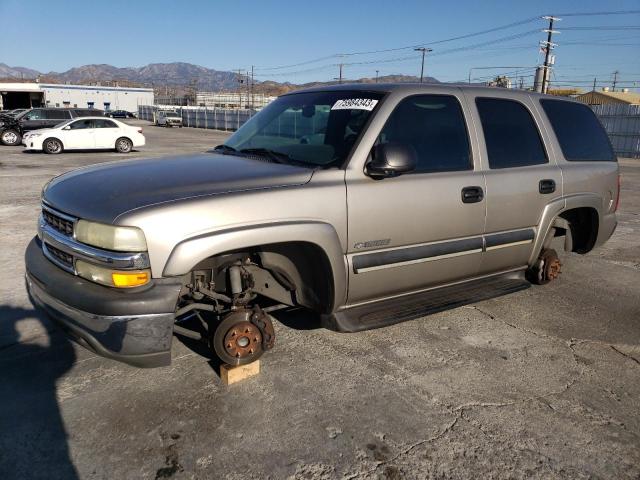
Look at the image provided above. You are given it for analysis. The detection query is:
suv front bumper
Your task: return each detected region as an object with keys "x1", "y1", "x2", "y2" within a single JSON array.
[{"x1": 25, "y1": 237, "x2": 183, "y2": 368}]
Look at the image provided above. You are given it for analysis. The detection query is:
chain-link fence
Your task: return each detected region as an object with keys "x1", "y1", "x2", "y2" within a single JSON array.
[
  {"x1": 138, "y1": 105, "x2": 255, "y2": 131},
  {"x1": 592, "y1": 104, "x2": 640, "y2": 159}
]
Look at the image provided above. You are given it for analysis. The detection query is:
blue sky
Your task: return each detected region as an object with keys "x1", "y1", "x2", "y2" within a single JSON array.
[{"x1": 1, "y1": 0, "x2": 639, "y2": 90}]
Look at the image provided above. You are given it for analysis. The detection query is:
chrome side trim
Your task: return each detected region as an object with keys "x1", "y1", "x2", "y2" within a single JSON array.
[
  {"x1": 40, "y1": 218, "x2": 150, "y2": 271},
  {"x1": 351, "y1": 228, "x2": 536, "y2": 274}
]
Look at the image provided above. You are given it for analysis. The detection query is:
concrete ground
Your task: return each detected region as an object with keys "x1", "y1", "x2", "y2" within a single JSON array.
[{"x1": 0, "y1": 121, "x2": 638, "y2": 479}]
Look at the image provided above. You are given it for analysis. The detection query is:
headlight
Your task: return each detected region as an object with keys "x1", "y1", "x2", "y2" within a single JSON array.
[
  {"x1": 29, "y1": 133, "x2": 42, "y2": 137},
  {"x1": 76, "y1": 259, "x2": 150, "y2": 288},
  {"x1": 75, "y1": 220, "x2": 147, "y2": 252}
]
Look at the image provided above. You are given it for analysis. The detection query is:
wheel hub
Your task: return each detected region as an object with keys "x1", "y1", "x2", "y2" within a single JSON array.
[
  {"x1": 222, "y1": 320, "x2": 262, "y2": 360},
  {"x1": 3, "y1": 132, "x2": 17, "y2": 143},
  {"x1": 544, "y1": 256, "x2": 562, "y2": 281}
]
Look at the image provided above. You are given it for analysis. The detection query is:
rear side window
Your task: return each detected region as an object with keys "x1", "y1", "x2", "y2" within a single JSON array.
[
  {"x1": 476, "y1": 98, "x2": 547, "y2": 169},
  {"x1": 540, "y1": 99, "x2": 615, "y2": 161},
  {"x1": 378, "y1": 94, "x2": 472, "y2": 173},
  {"x1": 94, "y1": 119, "x2": 118, "y2": 128},
  {"x1": 46, "y1": 110, "x2": 71, "y2": 120}
]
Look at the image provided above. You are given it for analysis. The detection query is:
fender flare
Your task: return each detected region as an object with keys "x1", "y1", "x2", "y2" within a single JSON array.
[
  {"x1": 529, "y1": 193, "x2": 603, "y2": 264},
  {"x1": 162, "y1": 221, "x2": 347, "y2": 312}
]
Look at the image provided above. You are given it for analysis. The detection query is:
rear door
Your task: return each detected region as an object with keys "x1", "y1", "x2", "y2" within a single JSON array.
[
  {"x1": 93, "y1": 119, "x2": 121, "y2": 148},
  {"x1": 346, "y1": 92, "x2": 486, "y2": 304},
  {"x1": 468, "y1": 94, "x2": 562, "y2": 274},
  {"x1": 63, "y1": 119, "x2": 96, "y2": 149},
  {"x1": 45, "y1": 109, "x2": 72, "y2": 128}
]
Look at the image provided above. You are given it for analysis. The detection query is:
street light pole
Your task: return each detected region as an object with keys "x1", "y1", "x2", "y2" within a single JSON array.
[{"x1": 414, "y1": 47, "x2": 433, "y2": 83}]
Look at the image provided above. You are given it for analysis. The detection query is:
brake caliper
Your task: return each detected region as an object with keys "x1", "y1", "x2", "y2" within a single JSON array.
[{"x1": 250, "y1": 305, "x2": 275, "y2": 351}]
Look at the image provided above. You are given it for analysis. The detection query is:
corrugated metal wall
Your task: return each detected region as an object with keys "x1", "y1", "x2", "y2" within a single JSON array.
[
  {"x1": 591, "y1": 104, "x2": 640, "y2": 159},
  {"x1": 138, "y1": 105, "x2": 255, "y2": 131}
]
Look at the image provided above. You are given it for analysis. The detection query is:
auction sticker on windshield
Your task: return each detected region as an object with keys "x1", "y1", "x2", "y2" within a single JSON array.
[{"x1": 331, "y1": 99, "x2": 379, "y2": 111}]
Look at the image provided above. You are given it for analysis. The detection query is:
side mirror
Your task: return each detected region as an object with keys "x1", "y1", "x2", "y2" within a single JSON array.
[{"x1": 366, "y1": 143, "x2": 418, "y2": 179}]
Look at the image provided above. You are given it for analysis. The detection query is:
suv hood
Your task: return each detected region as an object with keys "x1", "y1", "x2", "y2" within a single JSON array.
[{"x1": 43, "y1": 153, "x2": 314, "y2": 224}]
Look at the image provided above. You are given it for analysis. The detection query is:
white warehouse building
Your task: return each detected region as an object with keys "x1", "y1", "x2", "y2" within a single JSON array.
[{"x1": 0, "y1": 82, "x2": 154, "y2": 112}]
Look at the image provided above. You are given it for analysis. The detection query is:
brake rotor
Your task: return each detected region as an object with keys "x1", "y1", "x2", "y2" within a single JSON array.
[
  {"x1": 212, "y1": 309, "x2": 265, "y2": 366},
  {"x1": 544, "y1": 256, "x2": 562, "y2": 281}
]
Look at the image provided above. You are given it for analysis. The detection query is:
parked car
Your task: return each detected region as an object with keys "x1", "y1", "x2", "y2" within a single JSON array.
[
  {"x1": 2, "y1": 108, "x2": 29, "y2": 117},
  {"x1": 26, "y1": 84, "x2": 618, "y2": 368},
  {"x1": 105, "y1": 110, "x2": 136, "y2": 119},
  {"x1": 155, "y1": 110, "x2": 182, "y2": 127},
  {"x1": 0, "y1": 107, "x2": 104, "y2": 146},
  {"x1": 22, "y1": 117, "x2": 145, "y2": 154}
]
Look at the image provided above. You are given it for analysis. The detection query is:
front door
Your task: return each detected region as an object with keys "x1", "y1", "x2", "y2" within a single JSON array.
[
  {"x1": 346, "y1": 93, "x2": 486, "y2": 304},
  {"x1": 64, "y1": 118, "x2": 96, "y2": 149}
]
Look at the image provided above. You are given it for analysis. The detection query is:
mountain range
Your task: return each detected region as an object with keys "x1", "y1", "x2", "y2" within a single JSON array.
[{"x1": 0, "y1": 62, "x2": 438, "y2": 95}]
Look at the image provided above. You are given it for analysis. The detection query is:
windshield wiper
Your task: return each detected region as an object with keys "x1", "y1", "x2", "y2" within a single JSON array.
[
  {"x1": 213, "y1": 144, "x2": 237, "y2": 153},
  {"x1": 239, "y1": 148, "x2": 295, "y2": 165}
]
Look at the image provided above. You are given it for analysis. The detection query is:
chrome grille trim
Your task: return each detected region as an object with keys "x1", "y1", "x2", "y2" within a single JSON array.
[
  {"x1": 43, "y1": 242, "x2": 75, "y2": 273},
  {"x1": 38, "y1": 216, "x2": 150, "y2": 272},
  {"x1": 42, "y1": 203, "x2": 76, "y2": 236}
]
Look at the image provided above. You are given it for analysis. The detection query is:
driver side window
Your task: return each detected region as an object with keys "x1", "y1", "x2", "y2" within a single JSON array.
[
  {"x1": 24, "y1": 110, "x2": 45, "y2": 120},
  {"x1": 379, "y1": 95, "x2": 472, "y2": 174}
]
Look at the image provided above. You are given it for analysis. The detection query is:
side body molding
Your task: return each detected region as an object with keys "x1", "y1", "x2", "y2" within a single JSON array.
[
  {"x1": 162, "y1": 221, "x2": 347, "y2": 312},
  {"x1": 529, "y1": 193, "x2": 603, "y2": 265}
]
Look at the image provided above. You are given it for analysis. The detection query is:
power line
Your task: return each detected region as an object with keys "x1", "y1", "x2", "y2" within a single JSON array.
[
  {"x1": 561, "y1": 26, "x2": 640, "y2": 30},
  {"x1": 552, "y1": 10, "x2": 640, "y2": 16},
  {"x1": 254, "y1": 15, "x2": 541, "y2": 71}
]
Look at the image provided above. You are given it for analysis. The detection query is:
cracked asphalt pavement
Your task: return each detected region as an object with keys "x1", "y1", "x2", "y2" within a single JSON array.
[{"x1": 0, "y1": 122, "x2": 638, "y2": 479}]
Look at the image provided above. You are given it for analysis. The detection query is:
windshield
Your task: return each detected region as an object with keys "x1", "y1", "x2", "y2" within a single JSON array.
[
  {"x1": 223, "y1": 90, "x2": 384, "y2": 168},
  {"x1": 164, "y1": 111, "x2": 179, "y2": 117}
]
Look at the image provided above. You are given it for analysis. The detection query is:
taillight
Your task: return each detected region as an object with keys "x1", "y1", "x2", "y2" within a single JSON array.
[{"x1": 614, "y1": 174, "x2": 621, "y2": 212}]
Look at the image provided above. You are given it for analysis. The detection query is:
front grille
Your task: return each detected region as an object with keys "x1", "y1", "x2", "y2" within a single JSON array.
[
  {"x1": 43, "y1": 208, "x2": 74, "y2": 236},
  {"x1": 45, "y1": 243, "x2": 74, "y2": 268}
]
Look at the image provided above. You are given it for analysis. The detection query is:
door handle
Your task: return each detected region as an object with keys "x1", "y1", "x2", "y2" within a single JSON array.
[
  {"x1": 461, "y1": 186, "x2": 484, "y2": 204},
  {"x1": 539, "y1": 179, "x2": 556, "y2": 194}
]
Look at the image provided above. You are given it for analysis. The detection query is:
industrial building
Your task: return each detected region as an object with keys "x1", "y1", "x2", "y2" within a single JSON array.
[
  {"x1": 576, "y1": 88, "x2": 640, "y2": 106},
  {"x1": 195, "y1": 92, "x2": 276, "y2": 109},
  {"x1": 0, "y1": 82, "x2": 154, "y2": 112}
]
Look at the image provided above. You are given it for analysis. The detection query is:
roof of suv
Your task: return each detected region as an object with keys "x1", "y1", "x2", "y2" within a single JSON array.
[{"x1": 284, "y1": 82, "x2": 572, "y2": 102}]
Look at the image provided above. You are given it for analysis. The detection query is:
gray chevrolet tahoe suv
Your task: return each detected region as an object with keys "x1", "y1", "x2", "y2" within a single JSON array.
[{"x1": 26, "y1": 84, "x2": 619, "y2": 368}]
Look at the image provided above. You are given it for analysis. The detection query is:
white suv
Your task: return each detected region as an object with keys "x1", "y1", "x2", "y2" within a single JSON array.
[{"x1": 155, "y1": 110, "x2": 183, "y2": 128}]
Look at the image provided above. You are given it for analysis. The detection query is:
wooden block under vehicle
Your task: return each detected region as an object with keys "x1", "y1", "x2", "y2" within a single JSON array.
[{"x1": 220, "y1": 361, "x2": 260, "y2": 385}]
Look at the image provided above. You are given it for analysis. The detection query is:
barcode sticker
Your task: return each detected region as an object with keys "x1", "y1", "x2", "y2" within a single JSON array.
[{"x1": 331, "y1": 99, "x2": 379, "y2": 111}]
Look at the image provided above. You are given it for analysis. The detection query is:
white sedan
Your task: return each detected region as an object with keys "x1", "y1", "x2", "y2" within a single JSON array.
[{"x1": 22, "y1": 117, "x2": 145, "y2": 154}]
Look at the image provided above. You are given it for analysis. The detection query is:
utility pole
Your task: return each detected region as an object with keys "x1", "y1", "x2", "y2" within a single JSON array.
[
  {"x1": 375, "y1": 70, "x2": 379, "y2": 83},
  {"x1": 336, "y1": 63, "x2": 343, "y2": 84},
  {"x1": 612, "y1": 70, "x2": 619, "y2": 91},
  {"x1": 236, "y1": 68, "x2": 245, "y2": 109},
  {"x1": 414, "y1": 47, "x2": 432, "y2": 83},
  {"x1": 593, "y1": 77, "x2": 597, "y2": 92},
  {"x1": 540, "y1": 16, "x2": 560, "y2": 94},
  {"x1": 250, "y1": 65, "x2": 255, "y2": 110}
]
